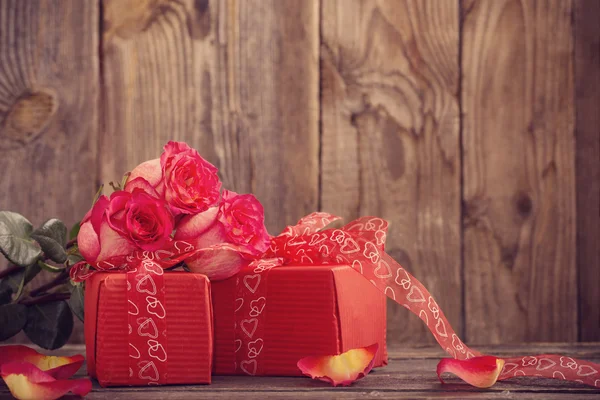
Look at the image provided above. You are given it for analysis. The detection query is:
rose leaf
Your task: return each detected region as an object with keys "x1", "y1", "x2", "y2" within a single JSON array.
[
  {"x1": 0, "y1": 303, "x2": 27, "y2": 341},
  {"x1": 0, "y1": 211, "x2": 42, "y2": 266},
  {"x1": 24, "y1": 301, "x2": 73, "y2": 350}
]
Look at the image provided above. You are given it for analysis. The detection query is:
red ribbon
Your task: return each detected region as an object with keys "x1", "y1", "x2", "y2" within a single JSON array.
[
  {"x1": 72, "y1": 241, "x2": 196, "y2": 386},
  {"x1": 233, "y1": 258, "x2": 282, "y2": 376},
  {"x1": 252, "y1": 212, "x2": 600, "y2": 388},
  {"x1": 125, "y1": 257, "x2": 168, "y2": 385},
  {"x1": 72, "y1": 213, "x2": 600, "y2": 388}
]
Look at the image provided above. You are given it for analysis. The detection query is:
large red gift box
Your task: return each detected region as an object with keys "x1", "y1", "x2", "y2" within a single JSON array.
[
  {"x1": 84, "y1": 272, "x2": 213, "y2": 386},
  {"x1": 211, "y1": 264, "x2": 388, "y2": 376}
]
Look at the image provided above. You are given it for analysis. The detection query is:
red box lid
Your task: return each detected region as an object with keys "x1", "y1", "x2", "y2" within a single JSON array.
[
  {"x1": 212, "y1": 265, "x2": 387, "y2": 375},
  {"x1": 84, "y1": 272, "x2": 213, "y2": 386}
]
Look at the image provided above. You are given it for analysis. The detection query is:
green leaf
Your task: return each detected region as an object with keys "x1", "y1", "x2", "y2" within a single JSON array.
[
  {"x1": 2, "y1": 263, "x2": 42, "y2": 304},
  {"x1": 0, "y1": 303, "x2": 27, "y2": 340},
  {"x1": 32, "y1": 219, "x2": 67, "y2": 247},
  {"x1": 24, "y1": 301, "x2": 73, "y2": 350},
  {"x1": 14, "y1": 263, "x2": 42, "y2": 300},
  {"x1": 92, "y1": 184, "x2": 104, "y2": 205},
  {"x1": 120, "y1": 172, "x2": 131, "y2": 188},
  {"x1": 0, "y1": 263, "x2": 40, "y2": 293},
  {"x1": 69, "y1": 222, "x2": 81, "y2": 241},
  {"x1": 23, "y1": 262, "x2": 41, "y2": 285},
  {"x1": 68, "y1": 283, "x2": 84, "y2": 322},
  {"x1": 109, "y1": 181, "x2": 121, "y2": 191},
  {"x1": 0, "y1": 211, "x2": 42, "y2": 266},
  {"x1": 38, "y1": 260, "x2": 64, "y2": 273},
  {"x1": 31, "y1": 219, "x2": 68, "y2": 263}
]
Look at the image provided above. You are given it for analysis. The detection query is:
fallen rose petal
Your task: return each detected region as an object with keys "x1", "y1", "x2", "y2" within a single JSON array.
[
  {"x1": 0, "y1": 345, "x2": 84, "y2": 380},
  {"x1": 437, "y1": 356, "x2": 504, "y2": 388},
  {"x1": 1, "y1": 361, "x2": 91, "y2": 400},
  {"x1": 297, "y1": 343, "x2": 379, "y2": 387},
  {"x1": 185, "y1": 243, "x2": 250, "y2": 280}
]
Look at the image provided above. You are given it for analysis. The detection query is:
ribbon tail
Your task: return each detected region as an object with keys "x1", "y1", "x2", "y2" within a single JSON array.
[
  {"x1": 498, "y1": 355, "x2": 600, "y2": 387},
  {"x1": 378, "y1": 253, "x2": 480, "y2": 359},
  {"x1": 374, "y1": 254, "x2": 600, "y2": 389},
  {"x1": 268, "y1": 220, "x2": 600, "y2": 389}
]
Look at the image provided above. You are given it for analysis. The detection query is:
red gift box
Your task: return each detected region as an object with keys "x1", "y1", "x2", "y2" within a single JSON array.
[
  {"x1": 211, "y1": 264, "x2": 388, "y2": 376},
  {"x1": 84, "y1": 271, "x2": 213, "y2": 386}
]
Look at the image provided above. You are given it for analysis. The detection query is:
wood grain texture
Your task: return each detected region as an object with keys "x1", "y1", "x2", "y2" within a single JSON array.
[
  {"x1": 320, "y1": 0, "x2": 461, "y2": 345},
  {"x1": 0, "y1": 0, "x2": 99, "y2": 342},
  {"x1": 461, "y1": 0, "x2": 577, "y2": 343},
  {"x1": 574, "y1": 0, "x2": 600, "y2": 342},
  {"x1": 2, "y1": 344, "x2": 599, "y2": 399},
  {"x1": 100, "y1": 0, "x2": 319, "y2": 235}
]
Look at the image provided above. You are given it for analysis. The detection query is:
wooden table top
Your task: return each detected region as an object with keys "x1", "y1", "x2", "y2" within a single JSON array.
[{"x1": 2, "y1": 343, "x2": 600, "y2": 399}]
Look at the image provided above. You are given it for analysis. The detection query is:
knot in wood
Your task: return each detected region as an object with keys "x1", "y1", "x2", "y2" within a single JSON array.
[{"x1": 0, "y1": 89, "x2": 58, "y2": 150}]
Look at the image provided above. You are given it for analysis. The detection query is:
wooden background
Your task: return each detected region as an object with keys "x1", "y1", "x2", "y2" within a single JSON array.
[{"x1": 0, "y1": 0, "x2": 598, "y2": 346}]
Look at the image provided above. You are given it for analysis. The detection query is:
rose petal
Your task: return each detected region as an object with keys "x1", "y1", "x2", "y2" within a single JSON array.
[
  {"x1": 95, "y1": 218, "x2": 137, "y2": 263},
  {"x1": 0, "y1": 345, "x2": 84, "y2": 380},
  {"x1": 128, "y1": 158, "x2": 162, "y2": 188},
  {"x1": 175, "y1": 207, "x2": 220, "y2": 241},
  {"x1": 437, "y1": 356, "x2": 505, "y2": 388},
  {"x1": 297, "y1": 343, "x2": 379, "y2": 387},
  {"x1": 77, "y1": 221, "x2": 100, "y2": 263},
  {"x1": 124, "y1": 177, "x2": 160, "y2": 198},
  {"x1": 185, "y1": 243, "x2": 249, "y2": 280},
  {"x1": 1, "y1": 361, "x2": 91, "y2": 400},
  {"x1": 89, "y1": 195, "x2": 110, "y2": 235}
]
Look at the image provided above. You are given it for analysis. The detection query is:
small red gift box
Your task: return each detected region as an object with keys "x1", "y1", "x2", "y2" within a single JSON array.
[
  {"x1": 211, "y1": 264, "x2": 388, "y2": 376},
  {"x1": 84, "y1": 272, "x2": 213, "y2": 386}
]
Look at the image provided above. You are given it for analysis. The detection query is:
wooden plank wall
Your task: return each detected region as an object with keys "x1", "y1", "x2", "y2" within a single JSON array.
[
  {"x1": 462, "y1": 0, "x2": 578, "y2": 343},
  {"x1": 0, "y1": 0, "x2": 598, "y2": 346}
]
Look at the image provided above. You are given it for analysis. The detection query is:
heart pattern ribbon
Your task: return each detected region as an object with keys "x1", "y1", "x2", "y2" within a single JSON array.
[
  {"x1": 126, "y1": 257, "x2": 168, "y2": 385},
  {"x1": 234, "y1": 258, "x2": 282, "y2": 375},
  {"x1": 253, "y1": 212, "x2": 600, "y2": 388},
  {"x1": 71, "y1": 213, "x2": 600, "y2": 388},
  {"x1": 71, "y1": 240, "x2": 198, "y2": 386}
]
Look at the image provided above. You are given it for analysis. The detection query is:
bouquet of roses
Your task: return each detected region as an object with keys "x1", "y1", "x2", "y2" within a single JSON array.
[
  {"x1": 0, "y1": 141, "x2": 277, "y2": 399},
  {"x1": 74, "y1": 141, "x2": 271, "y2": 281},
  {"x1": 0, "y1": 141, "x2": 270, "y2": 350}
]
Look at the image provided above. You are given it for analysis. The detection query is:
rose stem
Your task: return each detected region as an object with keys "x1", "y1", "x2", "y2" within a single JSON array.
[
  {"x1": 29, "y1": 270, "x2": 69, "y2": 297},
  {"x1": 0, "y1": 264, "x2": 21, "y2": 280},
  {"x1": 20, "y1": 292, "x2": 71, "y2": 306}
]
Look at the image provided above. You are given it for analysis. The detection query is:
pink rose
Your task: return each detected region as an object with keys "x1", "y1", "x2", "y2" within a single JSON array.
[
  {"x1": 174, "y1": 190, "x2": 270, "y2": 280},
  {"x1": 218, "y1": 190, "x2": 270, "y2": 254},
  {"x1": 77, "y1": 186, "x2": 174, "y2": 265},
  {"x1": 126, "y1": 141, "x2": 221, "y2": 216}
]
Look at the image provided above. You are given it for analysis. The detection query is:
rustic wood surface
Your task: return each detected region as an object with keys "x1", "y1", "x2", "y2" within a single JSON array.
[
  {"x1": 574, "y1": 0, "x2": 600, "y2": 342},
  {"x1": 0, "y1": 0, "x2": 99, "y2": 343},
  {"x1": 101, "y1": 0, "x2": 319, "y2": 235},
  {"x1": 461, "y1": 0, "x2": 578, "y2": 343},
  {"x1": 320, "y1": 0, "x2": 462, "y2": 345},
  {"x1": 0, "y1": 0, "x2": 598, "y2": 346},
  {"x1": 1, "y1": 344, "x2": 599, "y2": 399}
]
